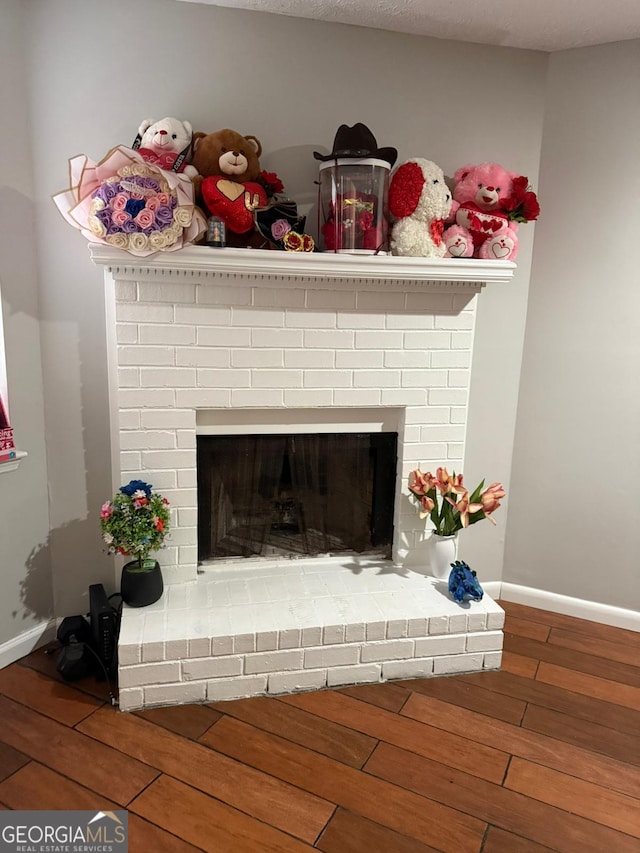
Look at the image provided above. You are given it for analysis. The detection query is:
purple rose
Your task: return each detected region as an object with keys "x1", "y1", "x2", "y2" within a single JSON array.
[
  {"x1": 106, "y1": 223, "x2": 122, "y2": 235},
  {"x1": 155, "y1": 205, "x2": 173, "y2": 226},
  {"x1": 122, "y1": 218, "x2": 138, "y2": 233},
  {"x1": 271, "y1": 218, "x2": 292, "y2": 240},
  {"x1": 102, "y1": 182, "x2": 118, "y2": 200}
]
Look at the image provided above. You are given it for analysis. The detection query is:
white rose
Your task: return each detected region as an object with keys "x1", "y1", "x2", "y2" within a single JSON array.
[
  {"x1": 106, "y1": 234, "x2": 128, "y2": 249},
  {"x1": 128, "y1": 232, "x2": 149, "y2": 253},
  {"x1": 88, "y1": 216, "x2": 106, "y2": 238},
  {"x1": 173, "y1": 206, "x2": 193, "y2": 227},
  {"x1": 149, "y1": 231, "x2": 169, "y2": 250}
]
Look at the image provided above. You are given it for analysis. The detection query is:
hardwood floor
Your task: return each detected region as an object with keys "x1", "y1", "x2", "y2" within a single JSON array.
[{"x1": 0, "y1": 601, "x2": 638, "y2": 852}]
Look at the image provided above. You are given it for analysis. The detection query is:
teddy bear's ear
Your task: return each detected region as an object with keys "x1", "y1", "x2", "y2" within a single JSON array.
[
  {"x1": 244, "y1": 135, "x2": 262, "y2": 158},
  {"x1": 192, "y1": 132, "x2": 207, "y2": 152},
  {"x1": 183, "y1": 120, "x2": 193, "y2": 138},
  {"x1": 138, "y1": 119, "x2": 155, "y2": 136},
  {"x1": 453, "y1": 165, "x2": 473, "y2": 184}
]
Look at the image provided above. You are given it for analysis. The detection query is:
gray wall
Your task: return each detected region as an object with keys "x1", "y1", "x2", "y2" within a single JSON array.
[
  {"x1": 3, "y1": 0, "x2": 547, "y2": 632},
  {"x1": 505, "y1": 41, "x2": 640, "y2": 609},
  {"x1": 0, "y1": 0, "x2": 53, "y2": 644}
]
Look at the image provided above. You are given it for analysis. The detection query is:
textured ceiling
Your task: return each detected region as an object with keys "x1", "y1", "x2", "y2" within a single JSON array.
[{"x1": 179, "y1": 0, "x2": 640, "y2": 52}]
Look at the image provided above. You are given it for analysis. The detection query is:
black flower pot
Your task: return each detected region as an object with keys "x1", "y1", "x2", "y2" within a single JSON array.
[{"x1": 121, "y1": 559, "x2": 164, "y2": 607}]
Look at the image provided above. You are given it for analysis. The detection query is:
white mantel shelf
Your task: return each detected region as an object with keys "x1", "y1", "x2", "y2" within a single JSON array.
[{"x1": 89, "y1": 244, "x2": 515, "y2": 291}]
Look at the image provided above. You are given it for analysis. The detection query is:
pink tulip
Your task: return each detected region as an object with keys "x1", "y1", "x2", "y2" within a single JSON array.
[
  {"x1": 483, "y1": 482, "x2": 506, "y2": 501},
  {"x1": 408, "y1": 469, "x2": 429, "y2": 496},
  {"x1": 436, "y1": 467, "x2": 465, "y2": 495},
  {"x1": 419, "y1": 495, "x2": 435, "y2": 518},
  {"x1": 480, "y1": 483, "x2": 505, "y2": 523},
  {"x1": 446, "y1": 489, "x2": 482, "y2": 528}
]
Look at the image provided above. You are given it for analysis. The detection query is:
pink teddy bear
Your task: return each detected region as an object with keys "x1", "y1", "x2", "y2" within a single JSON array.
[{"x1": 443, "y1": 162, "x2": 520, "y2": 261}]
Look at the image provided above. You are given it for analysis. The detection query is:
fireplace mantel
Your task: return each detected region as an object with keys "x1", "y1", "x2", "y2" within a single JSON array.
[{"x1": 90, "y1": 244, "x2": 515, "y2": 290}]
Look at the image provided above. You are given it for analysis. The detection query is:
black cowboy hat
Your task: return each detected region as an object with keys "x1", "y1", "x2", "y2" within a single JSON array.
[{"x1": 313, "y1": 122, "x2": 397, "y2": 167}]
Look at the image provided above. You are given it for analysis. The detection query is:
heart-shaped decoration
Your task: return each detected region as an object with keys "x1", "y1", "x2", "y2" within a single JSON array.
[
  {"x1": 491, "y1": 241, "x2": 512, "y2": 259},
  {"x1": 449, "y1": 242, "x2": 468, "y2": 257},
  {"x1": 201, "y1": 177, "x2": 267, "y2": 234},
  {"x1": 216, "y1": 180, "x2": 245, "y2": 202}
]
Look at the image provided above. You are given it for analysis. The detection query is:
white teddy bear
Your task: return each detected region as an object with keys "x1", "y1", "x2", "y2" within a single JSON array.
[
  {"x1": 388, "y1": 158, "x2": 452, "y2": 257},
  {"x1": 135, "y1": 117, "x2": 197, "y2": 177}
]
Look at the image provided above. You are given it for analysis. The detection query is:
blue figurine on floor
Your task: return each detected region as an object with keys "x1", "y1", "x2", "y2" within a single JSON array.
[{"x1": 448, "y1": 560, "x2": 484, "y2": 603}]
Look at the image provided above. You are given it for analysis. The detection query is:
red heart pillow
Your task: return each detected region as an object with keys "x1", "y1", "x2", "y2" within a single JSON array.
[{"x1": 201, "y1": 177, "x2": 267, "y2": 234}]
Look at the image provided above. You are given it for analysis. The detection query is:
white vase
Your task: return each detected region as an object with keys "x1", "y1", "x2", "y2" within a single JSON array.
[{"x1": 429, "y1": 533, "x2": 458, "y2": 580}]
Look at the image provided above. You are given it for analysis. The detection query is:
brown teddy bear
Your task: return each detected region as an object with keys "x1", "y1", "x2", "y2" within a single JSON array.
[{"x1": 191, "y1": 128, "x2": 267, "y2": 245}]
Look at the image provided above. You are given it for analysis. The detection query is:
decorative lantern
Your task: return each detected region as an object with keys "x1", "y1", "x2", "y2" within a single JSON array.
[{"x1": 314, "y1": 123, "x2": 397, "y2": 255}]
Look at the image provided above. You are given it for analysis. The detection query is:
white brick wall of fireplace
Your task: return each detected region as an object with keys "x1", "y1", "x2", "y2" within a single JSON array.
[{"x1": 94, "y1": 247, "x2": 508, "y2": 710}]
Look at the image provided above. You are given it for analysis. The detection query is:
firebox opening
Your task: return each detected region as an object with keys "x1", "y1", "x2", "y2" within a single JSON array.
[{"x1": 197, "y1": 432, "x2": 397, "y2": 563}]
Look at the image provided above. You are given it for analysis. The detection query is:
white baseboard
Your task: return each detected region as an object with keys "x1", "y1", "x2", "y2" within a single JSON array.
[
  {"x1": 0, "y1": 619, "x2": 59, "y2": 669},
  {"x1": 499, "y1": 582, "x2": 640, "y2": 632}
]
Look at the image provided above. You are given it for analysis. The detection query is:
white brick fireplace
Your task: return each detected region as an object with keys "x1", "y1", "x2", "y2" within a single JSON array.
[{"x1": 92, "y1": 246, "x2": 513, "y2": 710}]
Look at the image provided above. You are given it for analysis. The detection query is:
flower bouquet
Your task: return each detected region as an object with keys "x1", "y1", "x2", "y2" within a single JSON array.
[
  {"x1": 100, "y1": 479, "x2": 170, "y2": 606},
  {"x1": 502, "y1": 176, "x2": 540, "y2": 224},
  {"x1": 53, "y1": 145, "x2": 206, "y2": 256},
  {"x1": 408, "y1": 467, "x2": 505, "y2": 535}
]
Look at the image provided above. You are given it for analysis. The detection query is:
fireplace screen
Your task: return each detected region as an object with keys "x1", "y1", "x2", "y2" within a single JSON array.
[{"x1": 197, "y1": 432, "x2": 397, "y2": 562}]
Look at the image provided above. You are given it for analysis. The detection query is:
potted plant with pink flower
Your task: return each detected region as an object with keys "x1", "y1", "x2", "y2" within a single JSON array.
[
  {"x1": 100, "y1": 479, "x2": 170, "y2": 607},
  {"x1": 408, "y1": 467, "x2": 505, "y2": 579}
]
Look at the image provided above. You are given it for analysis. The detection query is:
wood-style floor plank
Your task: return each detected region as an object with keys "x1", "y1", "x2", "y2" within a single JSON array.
[
  {"x1": 498, "y1": 601, "x2": 640, "y2": 648},
  {"x1": 502, "y1": 616, "x2": 551, "y2": 642},
  {"x1": 548, "y1": 626, "x2": 640, "y2": 667},
  {"x1": 337, "y1": 681, "x2": 410, "y2": 713},
  {"x1": 316, "y1": 808, "x2": 441, "y2": 853},
  {"x1": 500, "y1": 650, "x2": 539, "y2": 678},
  {"x1": 536, "y1": 661, "x2": 640, "y2": 711},
  {"x1": 460, "y1": 669, "x2": 640, "y2": 736},
  {"x1": 481, "y1": 825, "x2": 559, "y2": 852},
  {"x1": 200, "y1": 714, "x2": 487, "y2": 853},
  {"x1": 504, "y1": 632, "x2": 640, "y2": 687},
  {"x1": 18, "y1": 645, "x2": 113, "y2": 703},
  {"x1": 78, "y1": 704, "x2": 333, "y2": 843},
  {"x1": 135, "y1": 703, "x2": 222, "y2": 740},
  {"x1": 279, "y1": 688, "x2": 509, "y2": 783},
  {"x1": 209, "y1": 696, "x2": 376, "y2": 768},
  {"x1": 0, "y1": 761, "x2": 118, "y2": 811},
  {"x1": 394, "y1": 675, "x2": 527, "y2": 724},
  {"x1": 128, "y1": 815, "x2": 204, "y2": 853},
  {"x1": 0, "y1": 741, "x2": 29, "y2": 782},
  {"x1": 366, "y1": 741, "x2": 639, "y2": 853},
  {"x1": 522, "y1": 702, "x2": 640, "y2": 765},
  {"x1": 130, "y1": 774, "x2": 314, "y2": 853},
  {"x1": 505, "y1": 756, "x2": 640, "y2": 838},
  {"x1": 401, "y1": 690, "x2": 640, "y2": 798},
  {"x1": 0, "y1": 696, "x2": 157, "y2": 804},
  {"x1": 0, "y1": 662, "x2": 102, "y2": 726}
]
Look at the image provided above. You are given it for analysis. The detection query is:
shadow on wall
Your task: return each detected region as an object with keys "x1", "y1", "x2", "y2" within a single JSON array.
[
  {"x1": 19, "y1": 517, "x2": 115, "y2": 624},
  {"x1": 264, "y1": 145, "x2": 321, "y2": 241},
  {"x1": 0, "y1": 188, "x2": 40, "y2": 320}
]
